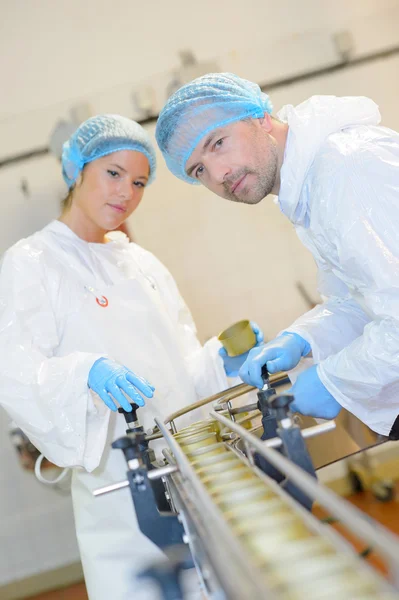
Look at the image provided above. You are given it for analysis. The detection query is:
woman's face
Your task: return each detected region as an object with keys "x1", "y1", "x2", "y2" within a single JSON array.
[{"x1": 73, "y1": 150, "x2": 150, "y2": 232}]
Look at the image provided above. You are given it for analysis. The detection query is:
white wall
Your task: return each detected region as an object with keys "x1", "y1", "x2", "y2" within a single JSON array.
[
  {"x1": 143, "y1": 51, "x2": 399, "y2": 341},
  {"x1": 1, "y1": 0, "x2": 398, "y2": 158},
  {"x1": 0, "y1": 412, "x2": 77, "y2": 587},
  {"x1": 0, "y1": 0, "x2": 398, "y2": 589},
  {"x1": 0, "y1": 0, "x2": 388, "y2": 119}
]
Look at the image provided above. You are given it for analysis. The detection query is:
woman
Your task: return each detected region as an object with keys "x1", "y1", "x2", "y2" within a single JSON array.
[{"x1": 0, "y1": 115, "x2": 262, "y2": 599}]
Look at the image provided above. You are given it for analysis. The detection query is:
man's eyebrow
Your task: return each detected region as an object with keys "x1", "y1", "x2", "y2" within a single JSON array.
[{"x1": 185, "y1": 130, "x2": 221, "y2": 177}]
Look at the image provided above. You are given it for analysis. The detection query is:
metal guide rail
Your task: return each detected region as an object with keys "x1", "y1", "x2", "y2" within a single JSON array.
[
  {"x1": 162, "y1": 371, "x2": 289, "y2": 433},
  {"x1": 155, "y1": 414, "x2": 399, "y2": 600},
  {"x1": 94, "y1": 377, "x2": 399, "y2": 599}
]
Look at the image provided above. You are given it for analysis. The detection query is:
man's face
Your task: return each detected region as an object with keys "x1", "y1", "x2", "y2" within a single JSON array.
[{"x1": 185, "y1": 118, "x2": 278, "y2": 204}]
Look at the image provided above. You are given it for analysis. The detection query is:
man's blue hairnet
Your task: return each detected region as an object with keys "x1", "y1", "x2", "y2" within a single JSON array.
[
  {"x1": 62, "y1": 114, "x2": 157, "y2": 188},
  {"x1": 155, "y1": 73, "x2": 273, "y2": 184}
]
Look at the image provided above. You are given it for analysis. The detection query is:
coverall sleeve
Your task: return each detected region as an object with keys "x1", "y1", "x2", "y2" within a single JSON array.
[
  {"x1": 316, "y1": 144, "x2": 399, "y2": 436},
  {"x1": 0, "y1": 247, "x2": 108, "y2": 471},
  {"x1": 284, "y1": 267, "x2": 371, "y2": 362},
  {"x1": 131, "y1": 245, "x2": 229, "y2": 398}
]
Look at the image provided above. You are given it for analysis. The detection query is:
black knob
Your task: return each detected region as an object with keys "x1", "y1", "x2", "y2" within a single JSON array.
[
  {"x1": 130, "y1": 431, "x2": 147, "y2": 445},
  {"x1": 269, "y1": 394, "x2": 294, "y2": 421},
  {"x1": 118, "y1": 403, "x2": 139, "y2": 424},
  {"x1": 112, "y1": 435, "x2": 136, "y2": 461},
  {"x1": 112, "y1": 433, "x2": 146, "y2": 462},
  {"x1": 261, "y1": 364, "x2": 269, "y2": 384},
  {"x1": 113, "y1": 436, "x2": 137, "y2": 449},
  {"x1": 257, "y1": 387, "x2": 276, "y2": 416}
]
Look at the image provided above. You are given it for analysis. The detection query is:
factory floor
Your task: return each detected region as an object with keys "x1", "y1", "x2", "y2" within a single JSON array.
[
  {"x1": 27, "y1": 582, "x2": 88, "y2": 600},
  {"x1": 27, "y1": 482, "x2": 399, "y2": 600},
  {"x1": 313, "y1": 480, "x2": 399, "y2": 576}
]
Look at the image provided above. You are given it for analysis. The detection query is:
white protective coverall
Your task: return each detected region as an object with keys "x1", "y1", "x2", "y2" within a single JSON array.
[
  {"x1": 277, "y1": 95, "x2": 399, "y2": 438},
  {"x1": 0, "y1": 220, "x2": 229, "y2": 599}
]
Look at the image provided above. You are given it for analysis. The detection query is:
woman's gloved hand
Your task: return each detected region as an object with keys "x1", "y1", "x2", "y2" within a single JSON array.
[
  {"x1": 219, "y1": 322, "x2": 264, "y2": 377},
  {"x1": 88, "y1": 358, "x2": 154, "y2": 412},
  {"x1": 239, "y1": 332, "x2": 311, "y2": 389},
  {"x1": 290, "y1": 365, "x2": 341, "y2": 419}
]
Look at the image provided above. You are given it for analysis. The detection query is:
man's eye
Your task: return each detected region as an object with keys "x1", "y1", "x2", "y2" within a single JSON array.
[{"x1": 195, "y1": 165, "x2": 204, "y2": 178}]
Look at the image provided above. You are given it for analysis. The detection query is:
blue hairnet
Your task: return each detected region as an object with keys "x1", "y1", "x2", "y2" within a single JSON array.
[
  {"x1": 156, "y1": 73, "x2": 273, "y2": 184},
  {"x1": 62, "y1": 114, "x2": 156, "y2": 188}
]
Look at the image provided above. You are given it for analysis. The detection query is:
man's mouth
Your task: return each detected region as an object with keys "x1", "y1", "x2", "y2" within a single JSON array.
[{"x1": 230, "y1": 174, "x2": 247, "y2": 194}]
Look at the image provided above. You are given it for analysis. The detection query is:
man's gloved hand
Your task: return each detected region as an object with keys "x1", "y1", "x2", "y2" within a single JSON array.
[
  {"x1": 290, "y1": 365, "x2": 341, "y2": 420},
  {"x1": 219, "y1": 322, "x2": 264, "y2": 377},
  {"x1": 88, "y1": 358, "x2": 154, "y2": 412},
  {"x1": 238, "y1": 332, "x2": 311, "y2": 389}
]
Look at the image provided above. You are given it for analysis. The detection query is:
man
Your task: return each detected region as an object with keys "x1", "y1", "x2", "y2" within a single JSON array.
[{"x1": 156, "y1": 72, "x2": 399, "y2": 439}]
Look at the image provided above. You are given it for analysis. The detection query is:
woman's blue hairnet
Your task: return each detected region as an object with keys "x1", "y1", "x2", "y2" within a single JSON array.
[
  {"x1": 62, "y1": 114, "x2": 157, "y2": 188},
  {"x1": 155, "y1": 73, "x2": 273, "y2": 184}
]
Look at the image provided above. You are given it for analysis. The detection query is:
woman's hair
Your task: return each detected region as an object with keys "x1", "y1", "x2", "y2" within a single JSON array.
[
  {"x1": 61, "y1": 188, "x2": 74, "y2": 211},
  {"x1": 61, "y1": 169, "x2": 84, "y2": 211}
]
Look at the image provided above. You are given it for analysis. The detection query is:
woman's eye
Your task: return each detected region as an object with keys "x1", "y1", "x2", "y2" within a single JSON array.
[{"x1": 107, "y1": 170, "x2": 119, "y2": 178}]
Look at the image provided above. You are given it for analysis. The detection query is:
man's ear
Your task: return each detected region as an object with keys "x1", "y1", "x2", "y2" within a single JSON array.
[{"x1": 258, "y1": 112, "x2": 273, "y2": 133}]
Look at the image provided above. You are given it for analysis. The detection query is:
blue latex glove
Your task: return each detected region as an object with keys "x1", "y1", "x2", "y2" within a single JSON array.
[
  {"x1": 289, "y1": 365, "x2": 341, "y2": 420},
  {"x1": 239, "y1": 332, "x2": 311, "y2": 389},
  {"x1": 219, "y1": 322, "x2": 264, "y2": 377},
  {"x1": 88, "y1": 358, "x2": 155, "y2": 412}
]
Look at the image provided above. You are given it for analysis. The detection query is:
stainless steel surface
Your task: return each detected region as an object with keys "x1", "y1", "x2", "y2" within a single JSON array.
[
  {"x1": 93, "y1": 479, "x2": 129, "y2": 497},
  {"x1": 144, "y1": 431, "x2": 164, "y2": 441},
  {"x1": 210, "y1": 409, "x2": 399, "y2": 579},
  {"x1": 158, "y1": 411, "x2": 399, "y2": 597},
  {"x1": 147, "y1": 464, "x2": 178, "y2": 480},
  {"x1": 164, "y1": 382, "x2": 252, "y2": 424},
  {"x1": 230, "y1": 402, "x2": 259, "y2": 415},
  {"x1": 93, "y1": 464, "x2": 179, "y2": 497},
  {"x1": 262, "y1": 421, "x2": 337, "y2": 449},
  {"x1": 214, "y1": 374, "x2": 385, "y2": 470},
  {"x1": 164, "y1": 373, "x2": 289, "y2": 425},
  {"x1": 235, "y1": 417, "x2": 387, "y2": 470},
  {"x1": 96, "y1": 402, "x2": 399, "y2": 598},
  {"x1": 154, "y1": 417, "x2": 279, "y2": 600}
]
